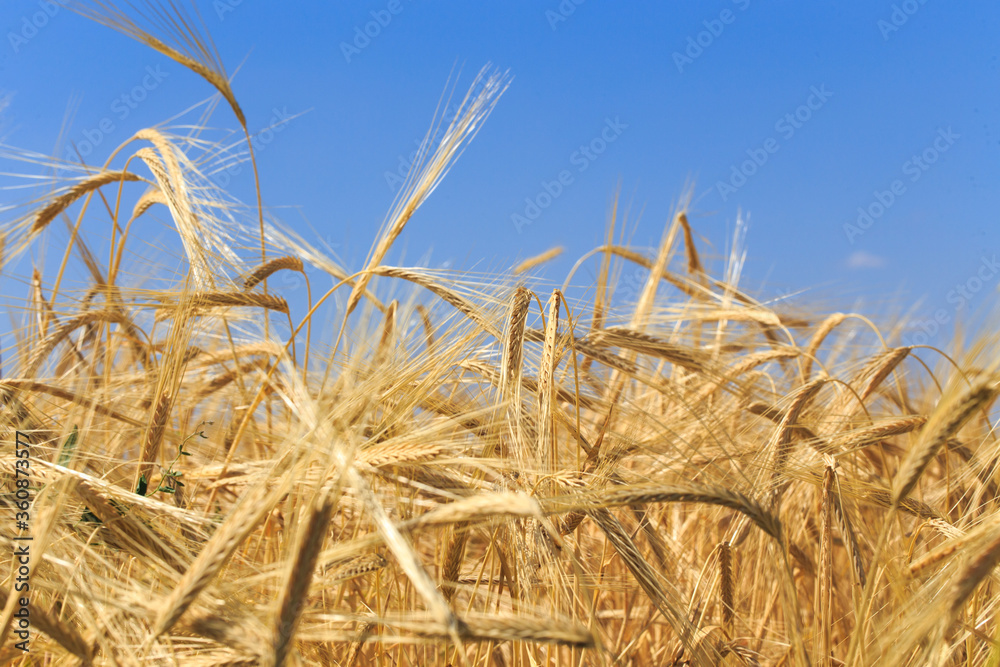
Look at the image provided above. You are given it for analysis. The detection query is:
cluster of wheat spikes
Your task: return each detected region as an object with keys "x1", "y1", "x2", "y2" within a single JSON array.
[{"x1": 1, "y1": 4, "x2": 999, "y2": 667}]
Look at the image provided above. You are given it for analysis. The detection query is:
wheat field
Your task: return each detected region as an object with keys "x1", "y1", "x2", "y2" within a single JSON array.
[{"x1": 2, "y1": 4, "x2": 1000, "y2": 666}]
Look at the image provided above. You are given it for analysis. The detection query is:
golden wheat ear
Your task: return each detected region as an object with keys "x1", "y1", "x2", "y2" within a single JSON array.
[
  {"x1": 69, "y1": 1, "x2": 245, "y2": 126},
  {"x1": 69, "y1": 1, "x2": 273, "y2": 277},
  {"x1": 344, "y1": 66, "x2": 511, "y2": 321}
]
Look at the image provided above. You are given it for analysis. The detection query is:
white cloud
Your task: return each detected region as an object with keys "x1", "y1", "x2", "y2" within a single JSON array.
[{"x1": 846, "y1": 250, "x2": 886, "y2": 269}]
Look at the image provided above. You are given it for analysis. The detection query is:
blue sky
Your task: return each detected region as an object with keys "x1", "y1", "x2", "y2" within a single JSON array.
[{"x1": 2, "y1": 1, "x2": 998, "y2": 345}]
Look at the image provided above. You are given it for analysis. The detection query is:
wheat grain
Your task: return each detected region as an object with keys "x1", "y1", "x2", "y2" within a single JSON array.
[
  {"x1": 75, "y1": 3, "x2": 247, "y2": 125},
  {"x1": 442, "y1": 524, "x2": 469, "y2": 601},
  {"x1": 537, "y1": 289, "x2": 562, "y2": 471},
  {"x1": 328, "y1": 552, "x2": 388, "y2": 582},
  {"x1": 357, "y1": 441, "x2": 444, "y2": 467},
  {"x1": 137, "y1": 392, "x2": 172, "y2": 490},
  {"x1": 719, "y1": 541, "x2": 735, "y2": 637},
  {"x1": 346, "y1": 67, "x2": 509, "y2": 318},
  {"x1": 32, "y1": 170, "x2": 143, "y2": 234},
  {"x1": 131, "y1": 186, "x2": 167, "y2": 220},
  {"x1": 856, "y1": 346, "x2": 912, "y2": 403},
  {"x1": 895, "y1": 378, "x2": 998, "y2": 504},
  {"x1": 500, "y1": 286, "x2": 531, "y2": 461},
  {"x1": 801, "y1": 313, "x2": 848, "y2": 381},
  {"x1": 26, "y1": 308, "x2": 130, "y2": 377},
  {"x1": 345, "y1": 621, "x2": 374, "y2": 666},
  {"x1": 151, "y1": 480, "x2": 287, "y2": 637},
  {"x1": 267, "y1": 494, "x2": 335, "y2": 667},
  {"x1": 243, "y1": 256, "x2": 304, "y2": 290},
  {"x1": 0, "y1": 587, "x2": 93, "y2": 662},
  {"x1": 587, "y1": 326, "x2": 712, "y2": 376},
  {"x1": 817, "y1": 467, "x2": 833, "y2": 666},
  {"x1": 545, "y1": 482, "x2": 783, "y2": 544},
  {"x1": 949, "y1": 530, "x2": 1000, "y2": 619},
  {"x1": 514, "y1": 246, "x2": 565, "y2": 274}
]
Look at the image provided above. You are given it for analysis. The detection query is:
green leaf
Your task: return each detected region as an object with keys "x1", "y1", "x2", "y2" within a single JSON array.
[
  {"x1": 58, "y1": 426, "x2": 79, "y2": 466},
  {"x1": 135, "y1": 474, "x2": 148, "y2": 497}
]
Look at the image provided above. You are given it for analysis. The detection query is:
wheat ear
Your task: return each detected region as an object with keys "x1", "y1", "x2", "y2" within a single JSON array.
[
  {"x1": 345, "y1": 67, "x2": 509, "y2": 319},
  {"x1": 536, "y1": 289, "x2": 562, "y2": 472},
  {"x1": 948, "y1": 530, "x2": 1000, "y2": 620},
  {"x1": 719, "y1": 541, "x2": 735, "y2": 638},
  {"x1": 500, "y1": 286, "x2": 531, "y2": 461},
  {"x1": 801, "y1": 313, "x2": 848, "y2": 381},
  {"x1": 894, "y1": 378, "x2": 998, "y2": 504},
  {"x1": 33, "y1": 170, "x2": 143, "y2": 234},
  {"x1": 267, "y1": 494, "x2": 336, "y2": 667},
  {"x1": 243, "y1": 256, "x2": 304, "y2": 290},
  {"x1": 150, "y1": 480, "x2": 287, "y2": 638},
  {"x1": 514, "y1": 246, "x2": 565, "y2": 274},
  {"x1": 26, "y1": 309, "x2": 130, "y2": 377}
]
